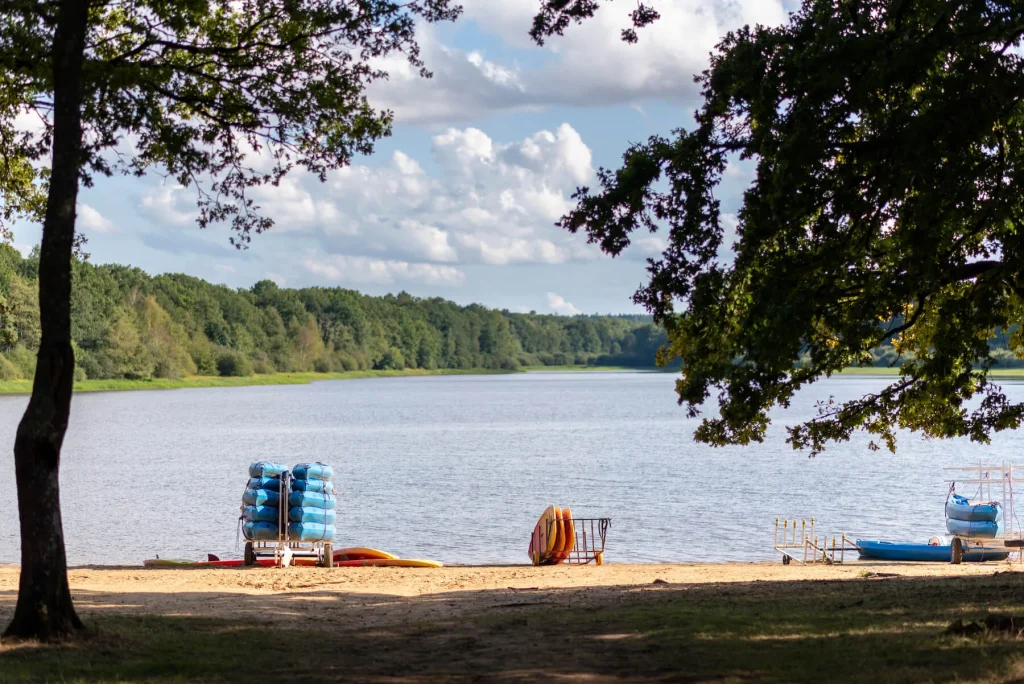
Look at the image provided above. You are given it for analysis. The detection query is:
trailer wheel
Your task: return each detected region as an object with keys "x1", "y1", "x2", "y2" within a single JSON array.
[
  {"x1": 951, "y1": 538, "x2": 963, "y2": 565},
  {"x1": 243, "y1": 542, "x2": 255, "y2": 566},
  {"x1": 782, "y1": 555, "x2": 791, "y2": 565}
]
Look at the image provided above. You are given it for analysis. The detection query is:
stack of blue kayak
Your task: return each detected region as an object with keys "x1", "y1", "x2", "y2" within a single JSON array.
[
  {"x1": 288, "y1": 462, "x2": 336, "y2": 541},
  {"x1": 945, "y1": 494, "x2": 1003, "y2": 539},
  {"x1": 241, "y1": 461, "x2": 289, "y2": 541}
]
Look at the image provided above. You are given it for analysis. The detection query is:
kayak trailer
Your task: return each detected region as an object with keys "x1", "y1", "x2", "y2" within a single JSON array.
[
  {"x1": 241, "y1": 471, "x2": 334, "y2": 568},
  {"x1": 945, "y1": 462, "x2": 1024, "y2": 565}
]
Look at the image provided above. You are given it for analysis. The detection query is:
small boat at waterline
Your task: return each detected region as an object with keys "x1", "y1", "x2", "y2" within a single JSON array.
[
  {"x1": 855, "y1": 540, "x2": 1009, "y2": 562},
  {"x1": 945, "y1": 494, "x2": 1001, "y2": 522}
]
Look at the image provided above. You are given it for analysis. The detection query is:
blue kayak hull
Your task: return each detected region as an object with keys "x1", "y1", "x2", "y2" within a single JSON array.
[
  {"x1": 292, "y1": 463, "x2": 333, "y2": 481},
  {"x1": 242, "y1": 521, "x2": 281, "y2": 541},
  {"x1": 946, "y1": 494, "x2": 1001, "y2": 522},
  {"x1": 242, "y1": 505, "x2": 280, "y2": 523},
  {"x1": 288, "y1": 522, "x2": 336, "y2": 541},
  {"x1": 856, "y1": 540, "x2": 1009, "y2": 562},
  {"x1": 288, "y1": 490, "x2": 335, "y2": 509},
  {"x1": 945, "y1": 518, "x2": 1003, "y2": 539},
  {"x1": 289, "y1": 506, "x2": 337, "y2": 524},
  {"x1": 290, "y1": 479, "x2": 335, "y2": 494},
  {"x1": 242, "y1": 488, "x2": 281, "y2": 506},
  {"x1": 249, "y1": 462, "x2": 288, "y2": 478}
]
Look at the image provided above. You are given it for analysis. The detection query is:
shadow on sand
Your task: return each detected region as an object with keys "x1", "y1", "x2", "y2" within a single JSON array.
[{"x1": 2, "y1": 570, "x2": 1024, "y2": 682}]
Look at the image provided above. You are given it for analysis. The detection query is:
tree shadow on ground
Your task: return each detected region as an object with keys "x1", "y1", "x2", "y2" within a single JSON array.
[{"x1": 2, "y1": 571, "x2": 1024, "y2": 682}]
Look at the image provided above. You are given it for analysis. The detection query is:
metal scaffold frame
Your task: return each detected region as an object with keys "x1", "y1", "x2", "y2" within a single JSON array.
[
  {"x1": 539, "y1": 517, "x2": 611, "y2": 565},
  {"x1": 773, "y1": 517, "x2": 858, "y2": 565}
]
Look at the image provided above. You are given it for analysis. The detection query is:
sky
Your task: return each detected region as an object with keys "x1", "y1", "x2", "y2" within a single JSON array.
[{"x1": 14, "y1": 0, "x2": 799, "y2": 316}]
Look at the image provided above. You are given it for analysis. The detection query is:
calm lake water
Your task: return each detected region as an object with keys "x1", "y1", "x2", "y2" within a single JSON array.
[{"x1": 2, "y1": 371, "x2": 1024, "y2": 566}]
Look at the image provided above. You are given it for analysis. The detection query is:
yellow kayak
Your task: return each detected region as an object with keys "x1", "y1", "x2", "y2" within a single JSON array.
[{"x1": 333, "y1": 547, "x2": 399, "y2": 562}]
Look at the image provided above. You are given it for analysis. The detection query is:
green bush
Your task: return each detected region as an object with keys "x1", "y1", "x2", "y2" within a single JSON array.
[
  {"x1": 313, "y1": 354, "x2": 334, "y2": 373},
  {"x1": 7, "y1": 345, "x2": 36, "y2": 378},
  {"x1": 375, "y1": 347, "x2": 404, "y2": 371},
  {"x1": 216, "y1": 350, "x2": 253, "y2": 377},
  {"x1": 336, "y1": 353, "x2": 358, "y2": 372},
  {"x1": 73, "y1": 366, "x2": 87, "y2": 382},
  {"x1": 251, "y1": 351, "x2": 276, "y2": 374},
  {"x1": 0, "y1": 352, "x2": 20, "y2": 380}
]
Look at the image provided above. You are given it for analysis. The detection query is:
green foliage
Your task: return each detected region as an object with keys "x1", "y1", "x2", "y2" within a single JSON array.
[
  {"x1": 0, "y1": 248, "x2": 673, "y2": 383},
  {"x1": 534, "y1": 0, "x2": 1024, "y2": 454},
  {"x1": 216, "y1": 350, "x2": 253, "y2": 378},
  {"x1": 6, "y1": 345, "x2": 35, "y2": 379},
  {"x1": 0, "y1": 352, "x2": 19, "y2": 380}
]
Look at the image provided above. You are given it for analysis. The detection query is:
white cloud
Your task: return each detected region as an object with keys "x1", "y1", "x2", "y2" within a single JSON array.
[
  {"x1": 367, "y1": 1, "x2": 790, "y2": 124},
  {"x1": 215, "y1": 263, "x2": 237, "y2": 274},
  {"x1": 139, "y1": 184, "x2": 196, "y2": 225},
  {"x1": 301, "y1": 253, "x2": 465, "y2": 287},
  {"x1": 77, "y1": 203, "x2": 116, "y2": 234},
  {"x1": 547, "y1": 292, "x2": 581, "y2": 316},
  {"x1": 196, "y1": 124, "x2": 601, "y2": 271}
]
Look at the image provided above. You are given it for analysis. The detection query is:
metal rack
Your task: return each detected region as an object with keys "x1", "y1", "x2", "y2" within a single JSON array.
[
  {"x1": 945, "y1": 461, "x2": 1024, "y2": 564},
  {"x1": 241, "y1": 471, "x2": 334, "y2": 567},
  {"x1": 540, "y1": 517, "x2": 611, "y2": 565},
  {"x1": 774, "y1": 517, "x2": 858, "y2": 565}
]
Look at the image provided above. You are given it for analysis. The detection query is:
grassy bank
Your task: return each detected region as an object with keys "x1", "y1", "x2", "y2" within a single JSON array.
[
  {"x1": 0, "y1": 368, "x2": 514, "y2": 395},
  {"x1": 839, "y1": 366, "x2": 1024, "y2": 377},
  {"x1": 519, "y1": 364, "x2": 641, "y2": 372},
  {"x1": 3, "y1": 570, "x2": 1024, "y2": 682}
]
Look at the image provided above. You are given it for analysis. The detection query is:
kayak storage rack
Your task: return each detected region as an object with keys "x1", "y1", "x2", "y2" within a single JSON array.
[
  {"x1": 241, "y1": 471, "x2": 334, "y2": 567},
  {"x1": 543, "y1": 517, "x2": 611, "y2": 565}
]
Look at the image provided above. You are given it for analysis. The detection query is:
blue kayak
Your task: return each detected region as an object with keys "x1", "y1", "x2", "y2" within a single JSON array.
[
  {"x1": 288, "y1": 490, "x2": 335, "y2": 509},
  {"x1": 242, "y1": 505, "x2": 280, "y2": 523},
  {"x1": 249, "y1": 462, "x2": 288, "y2": 479},
  {"x1": 247, "y1": 476, "x2": 284, "y2": 490},
  {"x1": 242, "y1": 487, "x2": 281, "y2": 507},
  {"x1": 287, "y1": 522, "x2": 336, "y2": 541},
  {"x1": 290, "y1": 478, "x2": 335, "y2": 494},
  {"x1": 242, "y1": 521, "x2": 281, "y2": 541},
  {"x1": 293, "y1": 463, "x2": 333, "y2": 481},
  {"x1": 856, "y1": 540, "x2": 1009, "y2": 562},
  {"x1": 946, "y1": 517, "x2": 1003, "y2": 539},
  {"x1": 946, "y1": 494, "x2": 1001, "y2": 522},
  {"x1": 288, "y1": 506, "x2": 337, "y2": 524}
]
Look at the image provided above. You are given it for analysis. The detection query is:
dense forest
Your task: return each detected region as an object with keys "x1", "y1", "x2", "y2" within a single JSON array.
[{"x1": 0, "y1": 245, "x2": 670, "y2": 382}]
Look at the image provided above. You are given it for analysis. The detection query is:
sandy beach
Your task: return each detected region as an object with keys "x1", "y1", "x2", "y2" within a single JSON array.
[
  {"x1": 4, "y1": 561, "x2": 1024, "y2": 682},
  {"x1": 0, "y1": 560, "x2": 1014, "y2": 628}
]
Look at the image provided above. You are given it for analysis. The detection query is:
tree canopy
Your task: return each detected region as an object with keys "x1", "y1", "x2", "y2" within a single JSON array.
[
  {"x1": 533, "y1": 0, "x2": 1024, "y2": 454},
  {"x1": 1, "y1": 0, "x2": 461, "y2": 641}
]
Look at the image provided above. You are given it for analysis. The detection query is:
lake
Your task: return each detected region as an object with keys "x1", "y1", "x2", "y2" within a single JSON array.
[{"x1": 2, "y1": 371, "x2": 1023, "y2": 566}]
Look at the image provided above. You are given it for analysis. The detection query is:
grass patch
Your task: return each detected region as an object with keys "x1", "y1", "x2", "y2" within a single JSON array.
[
  {"x1": 4, "y1": 573, "x2": 1024, "y2": 682},
  {"x1": 519, "y1": 365, "x2": 641, "y2": 372},
  {"x1": 839, "y1": 366, "x2": 1024, "y2": 378},
  {"x1": 0, "y1": 369, "x2": 514, "y2": 395}
]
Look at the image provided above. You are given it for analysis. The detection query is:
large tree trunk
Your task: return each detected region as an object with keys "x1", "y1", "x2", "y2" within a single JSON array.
[{"x1": 3, "y1": 0, "x2": 90, "y2": 641}]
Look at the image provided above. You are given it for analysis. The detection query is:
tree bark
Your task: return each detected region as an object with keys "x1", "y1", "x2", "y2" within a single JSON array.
[{"x1": 3, "y1": 0, "x2": 89, "y2": 641}]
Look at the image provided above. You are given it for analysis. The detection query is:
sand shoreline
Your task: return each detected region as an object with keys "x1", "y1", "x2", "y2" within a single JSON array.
[{"x1": 1, "y1": 561, "x2": 1016, "y2": 630}]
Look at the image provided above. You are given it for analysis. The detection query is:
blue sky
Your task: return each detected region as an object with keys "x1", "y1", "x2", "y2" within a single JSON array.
[{"x1": 16, "y1": 0, "x2": 796, "y2": 315}]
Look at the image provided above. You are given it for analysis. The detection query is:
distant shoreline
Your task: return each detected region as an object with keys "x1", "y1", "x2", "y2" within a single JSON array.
[
  {"x1": 0, "y1": 366, "x2": 643, "y2": 396},
  {"x1": 0, "y1": 364, "x2": 1020, "y2": 396}
]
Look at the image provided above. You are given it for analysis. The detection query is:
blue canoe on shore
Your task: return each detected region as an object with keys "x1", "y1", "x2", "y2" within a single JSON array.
[
  {"x1": 856, "y1": 540, "x2": 1009, "y2": 562},
  {"x1": 945, "y1": 494, "x2": 1001, "y2": 522}
]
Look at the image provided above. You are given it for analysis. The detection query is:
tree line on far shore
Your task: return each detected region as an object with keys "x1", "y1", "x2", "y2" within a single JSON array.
[{"x1": 0, "y1": 244, "x2": 671, "y2": 382}]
